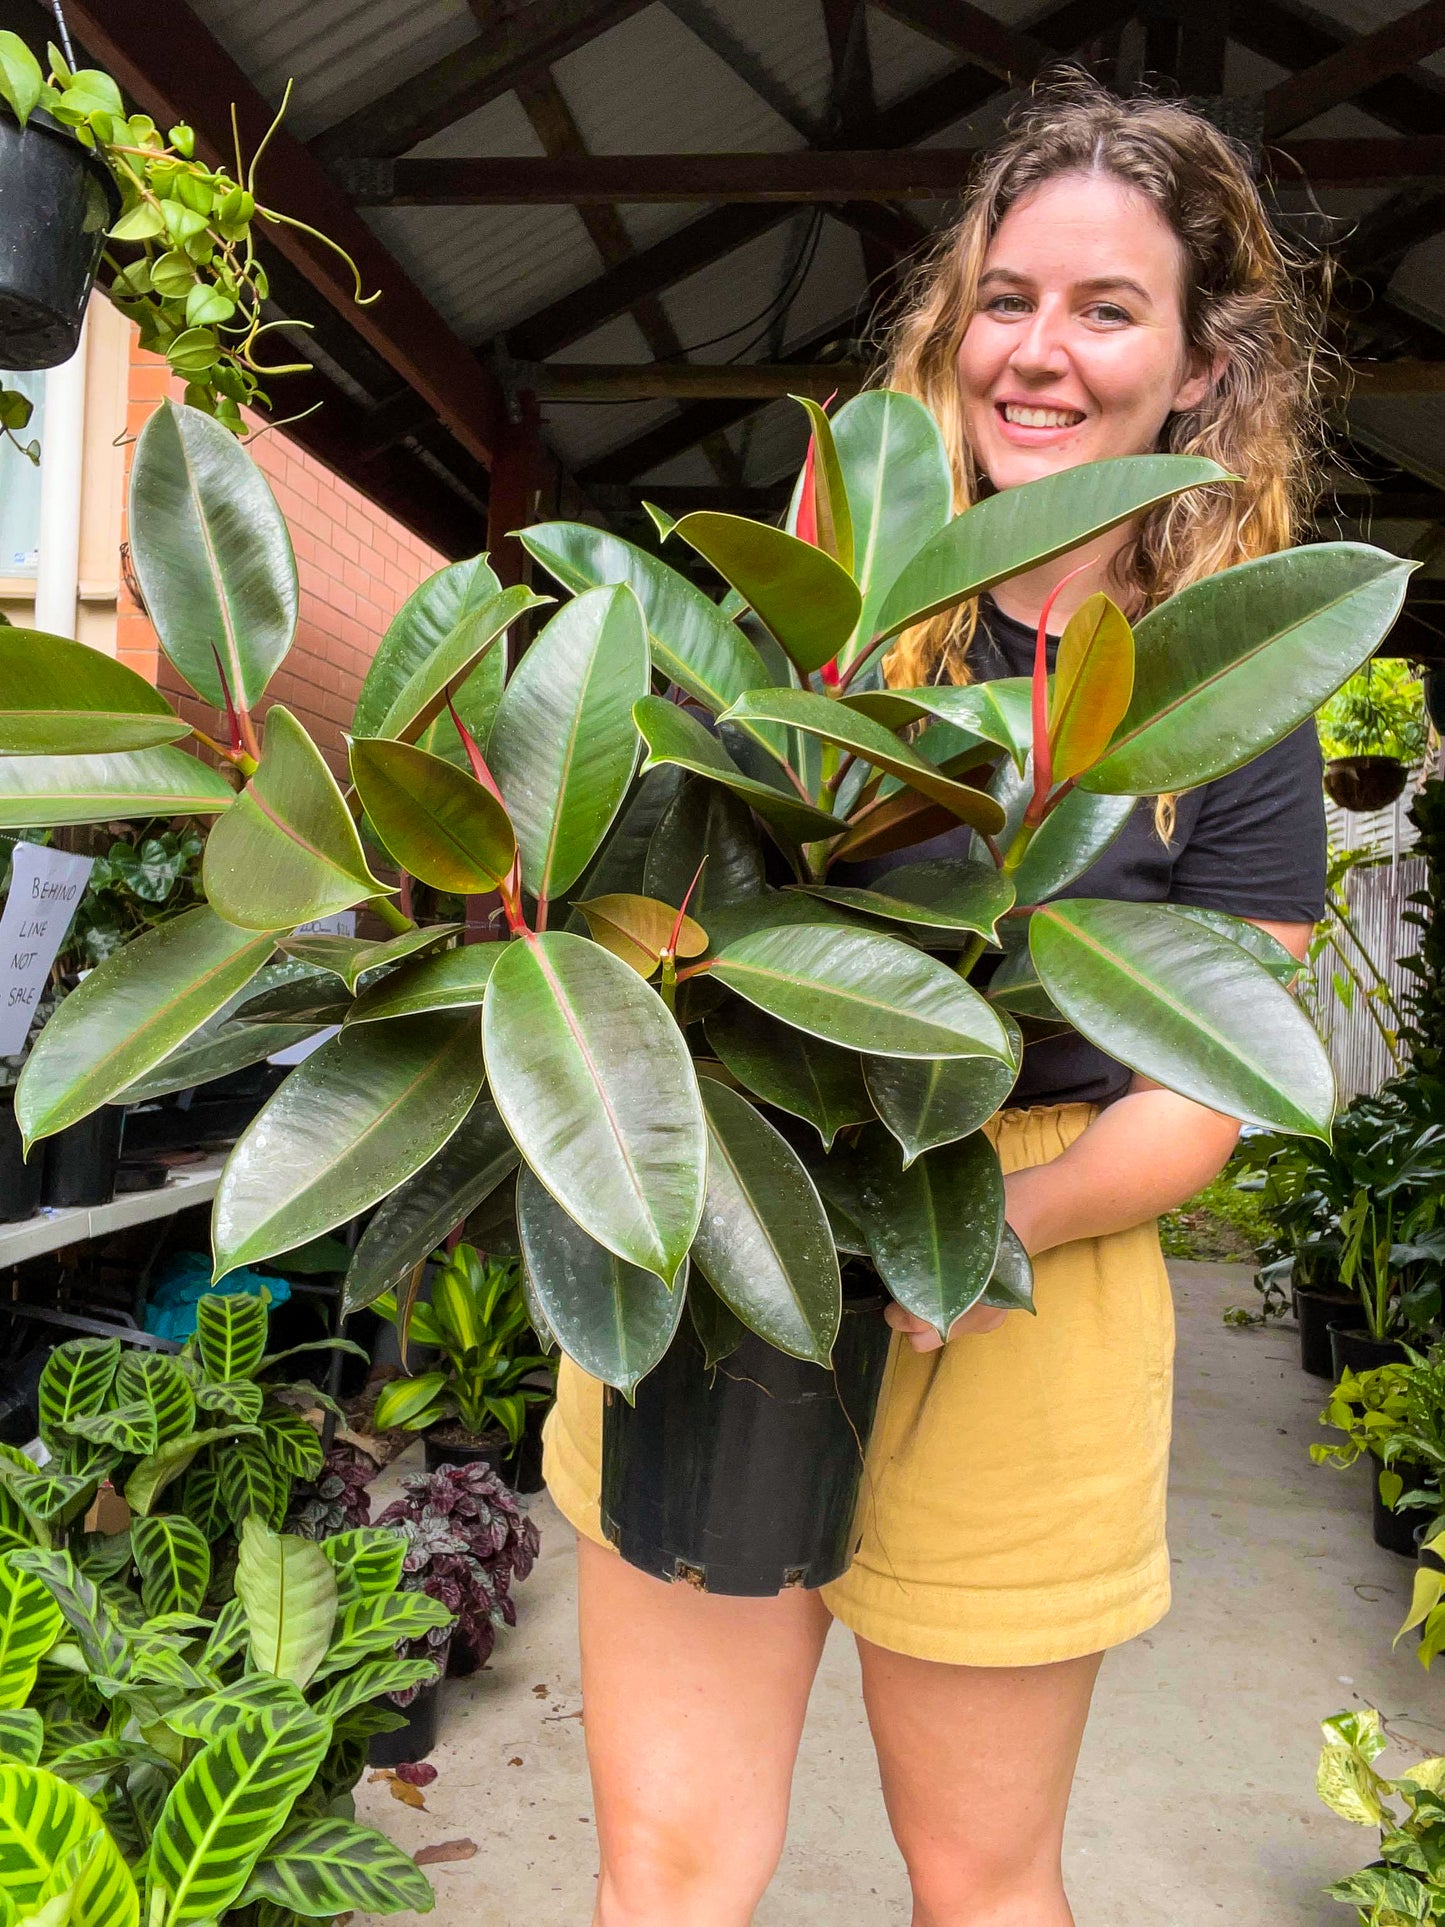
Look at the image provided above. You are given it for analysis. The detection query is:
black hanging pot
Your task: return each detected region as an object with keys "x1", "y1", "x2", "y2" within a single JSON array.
[
  {"x1": 366, "y1": 1676, "x2": 442, "y2": 1767},
  {"x1": 0, "y1": 1093, "x2": 43, "y2": 1224},
  {"x1": 41, "y1": 1106, "x2": 123, "y2": 1209},
  {"x1": 1295, "y1": 1287, "x2": 1356, "y2": 1378},
  {"x1": 601, "y1": 1282, "x2": 893, "y2": 1596},
  {"x1": 1425, "y1": 669, "x2": 1445, "y2": 736},
  {"x1": 1324, "y1": 755, "x2": 1408, "y2": 814},
  {"x1": 1371, "y1": 1468, "x2": 1422, "y2": 1559},
  {"x1": 0, "y1": 107, "x2": 120, "y2": 369},
  {"x1": 423, "y1": 1429, "x2": 511, "y2": 1480},
  {"x1": 1329, "y1": 1324, "x2": 1408, "y2": 1380}
]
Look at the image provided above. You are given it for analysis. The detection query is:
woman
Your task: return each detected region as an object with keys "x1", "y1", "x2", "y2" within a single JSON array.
[{"x1": 545, "y1": 76, "x2": 1329, "y2": 1925}]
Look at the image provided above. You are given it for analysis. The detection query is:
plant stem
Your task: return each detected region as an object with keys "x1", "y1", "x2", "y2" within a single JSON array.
[
  {"x1": 369, "y1": 895, "x2": 415, "y2": 936},
  {"x1": 955, "y1": 932, "x2": 987, "y2": 979}
]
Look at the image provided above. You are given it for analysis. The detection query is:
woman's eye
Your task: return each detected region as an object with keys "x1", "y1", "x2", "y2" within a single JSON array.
[
  {"x1": 1087, "y1": 303, "x2": 1133, "y2": 325},
  {"x1": 987, "y1": 295, "x2": 1030, "y2": 315}
]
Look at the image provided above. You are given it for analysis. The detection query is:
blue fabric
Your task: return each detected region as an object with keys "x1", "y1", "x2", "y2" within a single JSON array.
[{"x1": 142, "y1": 1251, "x2": 290, "y2": 1342}]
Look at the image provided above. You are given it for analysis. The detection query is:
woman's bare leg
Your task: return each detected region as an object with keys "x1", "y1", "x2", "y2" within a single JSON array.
[
  {"x1": 858, "y1": 1637, "x2": 1102, "y2": 1927},
  {"x1": 578, "y1": 1537, "x2": 832, "y2": 1925}
]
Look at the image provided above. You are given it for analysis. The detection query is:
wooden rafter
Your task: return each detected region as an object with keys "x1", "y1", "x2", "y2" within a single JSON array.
[
  {"x1": 868, "y1": 0, "x2": 1050, "y2": 84},
  {"x1": 1261, "y1": 0, "x2": 1445, "y2": 140},
  {"x1": 1234, "y1": 0, "x2": 1445, "y2": 138},
  {"x1": 516, "y1": 361, "x2": 871, "y2": 399}
]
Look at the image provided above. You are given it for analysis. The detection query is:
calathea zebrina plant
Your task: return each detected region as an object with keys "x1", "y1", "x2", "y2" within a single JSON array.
[{"x1": 0, "y1": 394, "x2": 1413, "y2": 1403}]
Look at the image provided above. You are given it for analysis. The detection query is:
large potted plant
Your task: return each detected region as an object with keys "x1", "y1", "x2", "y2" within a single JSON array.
[{"x1": 0, "y1": 393, "x2": 1412, "y2": 1594}]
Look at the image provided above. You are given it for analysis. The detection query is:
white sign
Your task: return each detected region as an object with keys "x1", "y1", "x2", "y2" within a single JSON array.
[{"x1": 0, "y1": 842, "x2": 93, "y2": 1055}]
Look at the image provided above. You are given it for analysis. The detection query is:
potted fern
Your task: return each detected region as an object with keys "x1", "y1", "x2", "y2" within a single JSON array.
[{"x1": 0, "y1": 392, "x2": 1411, "y2": 1594}]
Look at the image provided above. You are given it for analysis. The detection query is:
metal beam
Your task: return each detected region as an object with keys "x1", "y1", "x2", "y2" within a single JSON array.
[
  {"x1": 311, "y1": 0, "x2": 649, "y2": 160},
  {"x1": 868, "y1": 0, "x2": 1050, "y2": 83},
  {"x1": 1260, "y1": 0, "x2": 1445, "y2": 139},
  {"x1": 662, "y1": 0, "x2": 820, "y2": 140},
  {"x1": 64, "y1": 0, "x2": 504, "y2": 467},
  {"x1": 1269, "y1": 138, "x2": 1445, "y2": 188}
]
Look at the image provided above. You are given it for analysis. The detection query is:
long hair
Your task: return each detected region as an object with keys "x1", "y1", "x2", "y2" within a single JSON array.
[{"x1": 883, "y1": 73, "x2": 1332, "y2": 694}]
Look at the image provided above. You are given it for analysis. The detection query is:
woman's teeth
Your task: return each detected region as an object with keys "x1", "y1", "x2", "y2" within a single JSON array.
[{"x1": 1001, "y1": 404, "x2": 1084, "y2": 427}]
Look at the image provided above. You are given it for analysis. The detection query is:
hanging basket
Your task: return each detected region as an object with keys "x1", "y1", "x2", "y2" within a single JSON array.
[
  {"x1": 0, "y1": 107, "x2": 119, "y2": 370},
  {"x1": 1323, "y1": 754, "x2": 1408, "y2": 814}
]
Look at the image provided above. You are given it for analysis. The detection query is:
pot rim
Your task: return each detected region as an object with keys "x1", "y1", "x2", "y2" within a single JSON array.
[{"x1": 0, "y1": 103, "x2": 122, "y2": 219}]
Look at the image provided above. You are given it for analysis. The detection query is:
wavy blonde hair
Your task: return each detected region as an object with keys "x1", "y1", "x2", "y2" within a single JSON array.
[{"x1": 883, "y1": 73, "x2": 1332, "y2": 694}]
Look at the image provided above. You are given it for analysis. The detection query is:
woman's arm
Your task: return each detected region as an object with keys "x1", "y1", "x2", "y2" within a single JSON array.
[{"x1": 888, "y1": 918, "x2": 1312, "y2": 1351}]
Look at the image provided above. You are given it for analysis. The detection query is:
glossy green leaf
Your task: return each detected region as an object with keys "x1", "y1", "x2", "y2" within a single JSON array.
[
  {"x1": 1080, "y1": 544, "x2": 1415, "y2": 794},
  {"x1": 350, "y1": 736, "x2": 516, "y2": 897},
  {"x1": 235, "y1": 1517, "x2": 337, "y2": 1687},
  {"x1": 643, "y1": 774, "x2": 767, "y2": 912},
  {"x1": 230, "y1": 970, "x2": 353, "y2": 1029},
  {"x1": 36, "y1": 1340, "x2": 118, "y2": 1451},
  {"x1": 519, "y1": 523, "x2": 776, "y2": 725},
  {"x1": 125, "y1": 1426, "x2": 253, "y2": 1518},
  {"x1": 723, "y1": 689, "x2": 1006, "y2": 837},
  {"x1": 0, "y1": 1558, "x2": 63, "y2": 1710},
  {"x1": 0, "y1": 33, "x2": 43, "y2": 126},
  {"x1": 0, "y1": 746, "x2": 235, "y2": 827},
  {"x1": 490, "y1": 585, "x2": 650, "y2": 901},
  {"x1": 129, "y1": 399, "x2": 297, "y2": 709},
  {"x1": 670, "y1": 513, "x2": 862, "y2": 675},
  {"x1": 6, "y1": 1553, "x2": 125, "y2": 1680},
  {"x1": 204, "y1": 707, "x2": 383, "y2": 930},
  {"x1": 145, "y1": 1708, "x2": 331, "y2": 1925},
  {"x1": 633, "y1": 696, "x2": 842, "y2": 844},
  {"x1": 117, "y1": 1352, "x2": 196, "y2": 1445},
  {"x1": 353, "y1": 555, "x2": 502, "y2": 739},
  {"x1": 0, "y1": 1767, "x2": 113, "y2": 1917},
  {"x1": 711, "y1": 925, "x2": 1014, "y2": 1061},
  {"x1": 1007, "y1": 788, "x2": 1134, "y2": 904},
  {"x1": 280, "y1": 924, "x2": 460, "y2": 992},
  {"x1": 260, "y1": 1408, "x2": 324, "y2": 1479},
  {"x1": 577, "y1": 894, "x2": 707, "y2": 976},
  {"x1": 484, "y1": 933, "x2": 705, "y2": 1285},
  {"x1": 824, "y1": 1129, "x2": 1005, "y2": 1337},
  {"x1": 220, "y1": 1438, "x2": 285, "y2": 1529},
  {"x1": 793, "y1": 395, "x2": 853, "y2": 575},
  {"x1": 371, "y1": 1373, "x2": 447, "y2": 1431},
  {"x1": 569, "y1": 766, "x2": 686, "y2": 907},
  {"x1": 832, "y1": 389, "x2": 952, "y2": 666},
  {"x1": 164, "y1": 1676, "x2": 310, "y2": 1744},
  {"x1": 194, "y1": 1378, "x2": 265, "y2": 1423},
  {"x1": 321, "y1": 1529, "x2": 407, "y2": 1608},
  {"x1": 373, "y1": 583, "x2": 548, "y2": 742},
  {"x1": 1169, "y1": 906, "x2": 1300, "y2": 982},
  {"x1": 65, "y1": 1403, "x2": 156, "y2": 1456},
  {"x1": 705, "y1": 1000, "x2": 871, "y2": 1149},
  {"x1": 0, "y1": 631, "x2": 187, "y2": 754},
  {"x1": 131, "y1": 1515, "x2": 211, "y2": 1619},
  {"x1": 688, "y1": 1272, "x2": 745, "y2": 1367},
  {"x1": 1029, "y1": 898, "x2": 1334, "y2": 1135},
  {"x1": 346, "y1": 942, "x2": 503, "y2": 1025},
  {"x1": 874, "y1": 454, "x2": 1230, "y2": 645},
  {"x1": 844, "y1": 678, "x2": 1033, "y2": 774},
  {"x1": 1049, "y1": 593, "x2": 1134, "y2": 783},
  {"x1": 0, "y1": 1710, "x2": 41, "y2": 1767},
  {"x1": 212, "y1": 1012, "x2": 486, "y2": 1275},
  {"x1": 692, "y1": 1079, "x2": 840, "y2": 1364},
  {"x1": 342, "y1": 1098, "x2": 519, "y2": 1315},
  {"x1": 196, "y1": 1292, "x2": 268, "y2": 1381},
  {"x1": 982, "y1": 1224, "x2": 1035, "y2": 1313},
  {"x1": 242, "y1": 1815, "x2": 436, "y2": 1918},
  {"x1": 863, "y1": 1052, "x2": 1018, "y2": 1166},
  {"x1": 113, "y1": 960, "x2": 322, "y2": 1103},
  {"x1": 516, "y1": 1168, "x2": 683, "y2": 1397},
  {"x1": 801, "y1": 857, "x2": 1013, "y2": 943},
  {"x1": 17, "y1": 908, "x2": 275, "y2": 1146}
]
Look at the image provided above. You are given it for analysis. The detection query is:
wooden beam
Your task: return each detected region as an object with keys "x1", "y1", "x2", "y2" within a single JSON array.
[
  {"x1": 1268, "y1": 138, "x2": 1445, "y2": 188},
  {"x1": 311, "y1": 0, "x2": 649, "y2": 161},
  {"x1": 869, "y1": 0, "x2": 1050, "y2": 84},
  {"x1": 1261, "y1": 0, "x2": 1445, "y2": 139},
  {"x1": 64, "y1": 0, "x2": 504, "y2": 467},
  {"x1": 1327, "y1": 490, "x2": 1445, "y2": 520},
  {"x1": 591, "y1": 483, "x2": 791, "y2": 514},
  {"x1": 1349, "y1": 360, "x2": 1445, "y2": 397},
  {"x1": 1234, "y1": 0, "x2": 1445, "y2": 139},
  {"x1": 662, "y1": 0, "x2": 820, "y2": 140},
  {"x1": 521, "y1": 361, "x2": 871, "y2": 399}
]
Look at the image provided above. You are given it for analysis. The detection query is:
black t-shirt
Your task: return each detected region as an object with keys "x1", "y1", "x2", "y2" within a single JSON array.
[{"x1": 858, "y1": 599, "x2": 1328, "y2": 1108}]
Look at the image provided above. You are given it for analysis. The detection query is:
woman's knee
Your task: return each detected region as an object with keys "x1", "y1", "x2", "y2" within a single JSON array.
[
  {"x1": 900, "y1": 1836, "x2": 1071, "y2": 1927},
  {"x1": 595, "y1": 1810, "x2": 784, "y2": 1925}
]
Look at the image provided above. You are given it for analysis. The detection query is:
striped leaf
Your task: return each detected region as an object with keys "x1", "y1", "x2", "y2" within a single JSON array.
[
  {"x1": 258, "y1": 1409, "x2": 323, "y2": 1481},
  {"x1": 115, "y1": 1354, "x2": 196, "y2": 1447},
  {"x1": 0, "y1": 1556, "x2": 63, "y2": 1709},
  {"x1": 0, "y1": 1766, "x2": 109, "y2": 1914},
  {"x1": 308, "y1": 1655, "x2": 438, "y2": 1723},
  {"x1": 0, "y1": 1713, "x2": 40, "y2": 1767},
  {"x1": 8, "y1": 1472, "x2": 101, "y2": 1533},
  {"x1": 36, "y1": 1342, "x2": 119, "y2": 1453},
  {"x1": 195, "y1": 1293, "x2": 268, "y2": 1384},
  {"x1": 0, "y1": 1485, "x2": 33, "y2": 1556},
  {"x1": 201, "y1": 1596, "x2": 249, "y2": 1678},
  {"x1": 34, "y1": 1827, "x2": 139, "y2": 1927},
  {"x1": 131, "y1": 1515, "x2": 211, "y2": 1619},
  {"x1": 235, "y1": 1519, "x2": 338, "y2": 1690},
  {"x1": 192, "y1": 1379, "x2": 264, "y2": 1424},
  {"x1": 66, "y1": 1403, "x2": 157, "y2": 1457},
  {"x1": 321, "y1": 1529, "x2": 405, "y2": 1610},
  {"x1": 7, "y1": 1554, "x2": 126, "y2": 1683},
  {"x1": 311, "y1": 1593, "x2": 453, "y2": 1682},
  {"x1": 143, "y1": 1709, "x2": 330, "y2": 1927},
  {"x1": 241, "y1": 1816, "x2": 435, "y2": 1917},
  {"x1": 166, "y1": 1675, "x2": 310, "y2": 1742},
  {"x1": 220, "y1": 1440, "x2": 286, "y2": 1530},
  {"x1": 124, "y1": 1426, "x2": 258, "y2": 1519},
  {"x1": 178, "y1": 1460, "x2": 228, "y2": 1539}
]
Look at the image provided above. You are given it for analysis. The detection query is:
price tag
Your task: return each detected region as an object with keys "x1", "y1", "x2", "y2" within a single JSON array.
[{"x1": 0, "y1": 843, "x2": 93, "y2": 1056}]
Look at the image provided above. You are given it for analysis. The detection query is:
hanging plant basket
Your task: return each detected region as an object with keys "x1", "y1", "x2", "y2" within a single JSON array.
[
  {"x1": 0, "y1": 106, "x2": 119, "y2": 369},
  {"x1": 1324, "y1": 753, "x2": 1408, "y2": 814}
]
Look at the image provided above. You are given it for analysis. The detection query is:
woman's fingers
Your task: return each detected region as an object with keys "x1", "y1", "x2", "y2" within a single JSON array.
[{"x1": 884, "y1": 1300, "x2": 1010, "y2": 1352}]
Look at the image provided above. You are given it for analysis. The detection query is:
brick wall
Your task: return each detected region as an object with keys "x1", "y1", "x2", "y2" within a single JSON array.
[{"x1": 117, "y1": 342, "x2": 450, "y2": 776}]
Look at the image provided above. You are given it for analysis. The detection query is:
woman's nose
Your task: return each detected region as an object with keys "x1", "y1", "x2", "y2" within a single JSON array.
[{"x1": 1008, "y1": 308, "x2": 1071, "y2": 381}]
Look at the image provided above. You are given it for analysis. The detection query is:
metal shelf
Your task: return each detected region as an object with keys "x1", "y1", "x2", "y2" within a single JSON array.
[{"x1": 0, "y1": 1156, "x2": 226, "y2": 1269}]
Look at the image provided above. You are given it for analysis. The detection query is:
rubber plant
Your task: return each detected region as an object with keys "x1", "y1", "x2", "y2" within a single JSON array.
[
  {"x1": 0, "y1": 393, "x2": 1416, "y2": 1403},
  {"x1": 0, "y1": 1517, "x2": 449, "y2": 1923}
]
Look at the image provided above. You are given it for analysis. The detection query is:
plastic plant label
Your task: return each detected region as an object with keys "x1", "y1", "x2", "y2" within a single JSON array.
[{"x1": 0, "y1": 841, "x2": 93, "y2": 1054}]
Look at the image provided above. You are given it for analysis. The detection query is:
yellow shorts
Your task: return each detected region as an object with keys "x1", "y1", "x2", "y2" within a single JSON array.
[{"x1": 542, "y1": 1101, "x2": 1174, "y2": 1667}]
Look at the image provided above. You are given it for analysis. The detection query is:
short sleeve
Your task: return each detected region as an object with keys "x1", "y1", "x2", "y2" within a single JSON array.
[{"x1": 1166, "y1": 724, "x2": 1327, "y2": 924}]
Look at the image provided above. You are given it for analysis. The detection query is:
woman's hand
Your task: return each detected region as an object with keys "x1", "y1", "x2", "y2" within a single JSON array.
[{"x1": 885, "y1": 1300, "x2": 1009, "y2": 1352}]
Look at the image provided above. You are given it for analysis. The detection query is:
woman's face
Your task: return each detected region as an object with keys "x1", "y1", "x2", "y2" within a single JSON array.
[{"x1": 956, "y1": 171, "x2": 1215, "y2": 493}]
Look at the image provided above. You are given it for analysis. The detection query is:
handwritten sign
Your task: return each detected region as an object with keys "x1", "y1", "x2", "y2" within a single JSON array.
[{"x1": 0, "y1": 842, "x2": 93, "y2": 1055}]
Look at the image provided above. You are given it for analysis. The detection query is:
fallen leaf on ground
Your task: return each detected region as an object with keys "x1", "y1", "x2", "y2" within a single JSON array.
[
  {"x1": 415, "y1": 1839, "x2": 478, "y2": 1867},
  {"x1": 395, "y1": 1761, "x2": 439, "y2": 1787},
  {"x1": 509, "y1": 1756, "x2": 523, "y2": 1765},
  {"x1": 369, "y1": 1768, "x2": 429, "y2": 1810}
]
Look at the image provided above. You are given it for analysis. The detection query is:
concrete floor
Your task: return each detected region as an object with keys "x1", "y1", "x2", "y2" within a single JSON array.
[{"x1": 355, "y1": 1261, "x2": 1444, "y2": 1925}]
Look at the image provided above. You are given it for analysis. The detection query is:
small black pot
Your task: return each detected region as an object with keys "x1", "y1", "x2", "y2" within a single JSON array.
[
  {"x1": 366, "y1": 1679, "x2": 441, "y2": 1767},
  {"x1": 506, "y1": 1400, "x2": 549, "y2": 1496},
  {"x1": 0, "y1": 1097, "x2": 43, "y2": 1224},
  {"x1": 423, "y1": 1430, "x2": 510, "y2": 1480},
  {"x1": 41, "y1": 1107, "x2": 123, "y2": 1209},
  {"x1": 1416, "y1": 1520, "x2": 1445, "y2": 1574},
  {"x1": 0, "y1": 108, "x2": 119, "y2": 369},
  {"x1": 1329, "y1": 1324, "x2": 1408, "y2": 1380},
  {"x1": 601, "y1": 1284, "x2": 893, "y2": 1596},
  {"x1": 1296, "y1": 1288, "x2": 1357, "y2": 1378},
  {"x1": 1372, "y1": 1470, "x2": 1421, "y2": 1558},
  {"x1": 1324, "y1": 754, "x2": 1408, "y2": 815}
]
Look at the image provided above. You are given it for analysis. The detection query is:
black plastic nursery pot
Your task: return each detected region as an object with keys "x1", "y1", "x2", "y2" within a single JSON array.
[
  {"x1": 0, "y1": 1096, "x2": 43, "y2": 1224},
  {"x1": 507, "y1": 1401, "x2": 549, "y2": 1496},
  {"x1": 1295, "y1": 1288, "x2": 1357, "y2": 1379},
  {"x1": 1372, "y1": 1472, "x2": 1422, "y2": 1559},
  {"x1": 0, "y1": 108, "x2": 119, "y2": 369},
  {"x1": 40, "y1": 1106, "x2": 123, "y2": 1209},
  {"x1": 1416, "y1": 1521, "x2": 1445, "y2": 1575},
  {"x1": 423, "y1": 1429, "x2": 511, "y2": 1480},
  {"x1": 1323, "y1": 754, "x2": 1408, "y2": 815},
  {"x1": 1329, "y1": 1324, "x2": 1408, "y2": 1380},
  {"x1": 366, "y1": 1678, "x2": 441, "y2": 1768},
  {"x1": 600, "y1": 1284, "x2": 893, "y2": 1596}
]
